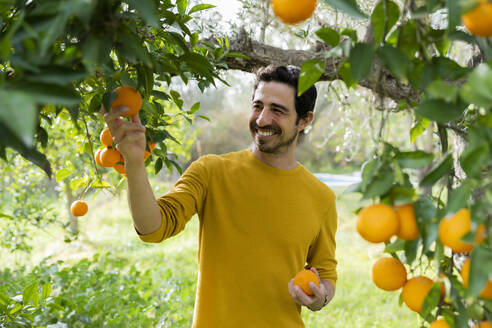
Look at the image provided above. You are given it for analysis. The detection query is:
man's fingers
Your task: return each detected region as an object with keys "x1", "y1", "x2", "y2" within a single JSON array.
[
  {"x1": 309, "y1": 281, "x2": 325, "y2": 300},
  {"x1": 130, "y1": 113, "x2": 143, "y2": 125},
  {"x1": 294, "y1": 286, "x2": 313, "y2": 304},
  {"x1": 103, "y1": 106, "x2": 130, "y2": 123},
  {"x1": 310, "y1": 267, "x2": 320, "y2": 280},
  {"x1": 113, "y1": 126, "x2": 145, "y2": 145}
]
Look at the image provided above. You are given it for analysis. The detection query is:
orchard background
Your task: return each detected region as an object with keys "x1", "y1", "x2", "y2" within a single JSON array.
[{"x1": 0, "y1": 0, "x2": 491, "y2": 327}]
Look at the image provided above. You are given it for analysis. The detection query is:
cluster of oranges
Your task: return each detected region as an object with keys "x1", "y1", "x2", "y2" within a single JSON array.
[
  {"x1": 357, "y1": 203, "x2": 489, "y2": 326},
  {"x1": 70, "y1": 85, "x2": 152, "y2": 218}
]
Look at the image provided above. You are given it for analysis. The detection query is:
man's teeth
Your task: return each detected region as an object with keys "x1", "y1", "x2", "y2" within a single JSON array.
[{"x1": 257, "y1": 130, "x2": 275, "y2": 136}]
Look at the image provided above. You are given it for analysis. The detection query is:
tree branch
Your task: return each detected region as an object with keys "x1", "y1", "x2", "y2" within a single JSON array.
[{"x1": 209, "y1": 29, "x2": 421, "y2": 104}]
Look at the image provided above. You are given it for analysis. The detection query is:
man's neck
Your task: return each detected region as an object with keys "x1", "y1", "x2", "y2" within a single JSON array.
[{"x1": 251, "y1": 146, "x2": 298, "y2": 170}]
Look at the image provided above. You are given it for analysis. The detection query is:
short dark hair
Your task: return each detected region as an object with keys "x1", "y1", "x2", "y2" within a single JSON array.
[{"x1": 253, "y1": 65, "x2": 317, "y2": 124}]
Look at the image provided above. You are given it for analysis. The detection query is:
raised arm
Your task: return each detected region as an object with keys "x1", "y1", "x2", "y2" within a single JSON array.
[{"x1": 102, "y1": 106, "x2": 162, "y2": 235}]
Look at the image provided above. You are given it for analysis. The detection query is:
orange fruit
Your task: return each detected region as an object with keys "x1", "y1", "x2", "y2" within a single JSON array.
[
  {"x1": 429, "y1": 319, "x2": 450, "y2": 328},
  {"x1": 356, "y1": 203, "x2": 399, "y2": 243},
  {"x1": 71, "y1": 200, "x2": 88, "y2": 217},
  {"x1": 474, "y1": 322, "x2": 491, "y2": 328},
  {"x1": 438, "y1": 208, "x2": 473, "y2": 253},
  {"x1": 110, "y1": 85, "x2": 142, "y2": 117},
  {"x1": 475, "y1": 223, "x2": 486, "y2": 244},
  {"x1": 95, "y1": 149, "x2": 103, "y2": 166},
  {"x1": 395, "y1": 203, "x2": 419, "y2": 240},
  {"x1": 100, "y1": 147, "x2": 121, "y2": 167},
  {"x1": 372, "y1": 257, "x2": 407, "y2": 291},
  {"x1": 401, "y1": 276, "x2": 434, "y2": 313},
  {"x1": 461, "y1": 258, "x2": 492, "y2": 299},
  {"x1": 462, "y1": 0, "x2": 492, "y2": 37},
  {"x1": 271, "y1": 0, "x2": 317, "y2": 25},
  {"x1": 114, "y1": 163, "x2": 126, "y2": 175},
  {"x1": 293, "y1": 269, "x2": 319, "y2": 296},
  {"x1": 100, "y1": 128, "x2": 113, "y2": 147},
  {"x1": 114, "y1": 154, "x2": 126, "y2": 175}
]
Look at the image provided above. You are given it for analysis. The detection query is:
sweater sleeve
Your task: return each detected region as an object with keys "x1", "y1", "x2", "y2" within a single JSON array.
[
  {"x1": 138, "y1": 157, "x2": 209, "y2": 243},
  {"x1": 306, "y1": 192, "x2": 338, "y2": 287}
]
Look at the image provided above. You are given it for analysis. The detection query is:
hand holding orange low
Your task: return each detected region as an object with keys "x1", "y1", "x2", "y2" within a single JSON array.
[{"x1": 288, "y1": 267, "x2": 327, "y2": 311}]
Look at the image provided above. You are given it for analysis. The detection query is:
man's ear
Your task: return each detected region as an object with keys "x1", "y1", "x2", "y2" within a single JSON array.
[{"x1": 298, "y1": 111, "x2": 314, "y2": 132}]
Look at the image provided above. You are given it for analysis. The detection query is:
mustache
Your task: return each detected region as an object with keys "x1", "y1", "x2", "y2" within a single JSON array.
[{"x1": 250, "y1": 122, "x2": 281, "y2": 134}]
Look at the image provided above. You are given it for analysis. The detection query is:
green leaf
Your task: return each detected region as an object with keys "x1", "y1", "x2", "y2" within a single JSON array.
[
  {"x1": 189, "y1": 102, "x2": 200, "y2": 114},
  {"x1": 55, "y1": 168, "x2": 72, "y2": 182},
  {"x1": 41, "y1": 282, "x2": 51, "y2": 300},
  {"x1": 468, "y1": 247, "x2": 492, "y2": 298},
  {"x1": 460, "y1": 63, "x2": 492, "y2": 109},
  {"x1": 322, "y1": 0, "x2": 368, "y2": 19},
  {"x1": 419, "y1": 153, "x2": 453, "y2": 187},
  {"x1": 177, "y1": 0, "x2": 188, "y2": 15},
  {"x1": 384, "y1": 239, "x2": 405, "y2": 253},
  {"x1": 460, "y1": 142, "x2": 489, "y2": 178},
  {"x1": 415, "y1": 99, "x2": 466, "y2": 123},
  {"x1": 388, "y1": 187, "x2": 416, "y2": 205},
  {"x1": 404, "y1": 239, "x2": 419, "y2": 264},
  {"x1": 315, "y1": 27, "x2": 340, "y2": 47},
  {"x1": 9, "y1": 82, "x2": 79, "y2": 107},
  {"x1": 40, "y1": 10, "x2": 70, "y2": 56},
  {"x1": 410, "y1": 116, "x2": 431, "y2": 144},
  {"x1": 188, "y1": 4, "x2": 215, "y2": 15},
  {"x1": 447, "y1": 0, "x2": 462, "y2": 33},
  {"x1": 397, "y1": 151, "x2": 434, "y2": 169},
  {"x1": 91, "y1": 179, "x2": 112, "y2": 188},
  {"x1": 371, "y1": 0, "x2": 400, "y2": 44},
  {"x1": 0, "y1": 89, "x2": 37, "y2": 147},
  {"x1": 421, "y1": 283, "x2": 442, "y2": 318},
  {"x1": 25, "y1": 66, "x2": 88, "y2": 86},
  {"x1": 338, "y1": 60, "x2": 355, "y2": 88},
  {"x1": 361, "y1": 160, "x2": 394, "y2": 199},
  {"x1": 446, "y1": 184, "x2": 471, "y2": 215},
  {"x1": 343, "y1": 182, "x2": 362, "y2": 194},
  {"x1": 425, "y1": 80, "x2": 459, "y2": 103},
  {"x1": 70, "y1": 176, "x2": 88, "y2": 191},
  {"x1": 118, "y1": 27, "x2": 153, "y2": 68},
  {"x1": 377, "y1": 45, "x2": 410, "y2": 81},
  {"x1": 349, "y1": 42, "x2": 374, "y2": 83},
  {"x1": 82, "y1": 33, "x2": 112, "y2": 73},
  {"x1": 125, "y1": 0, "x2": 159, "y2": 27},
  {"x1": 22, "y1": 282, "x2": 38, "y2": 305},
  {"x1": 298, "y1": 59, "x2": 325, "y2": 96}
]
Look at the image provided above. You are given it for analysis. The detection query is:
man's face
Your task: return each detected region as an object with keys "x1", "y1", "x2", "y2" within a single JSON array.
[{"x1": 249, "y1": 81, "x2": 302, "y2": 155}]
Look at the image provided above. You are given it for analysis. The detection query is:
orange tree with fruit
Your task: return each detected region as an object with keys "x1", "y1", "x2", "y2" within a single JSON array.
[
  {"x1": 275, "y1": 0, "x2": 492, "y2": 326},
  {"x1": 0, "y1": 0, "x2": 236, "y2": 238}
]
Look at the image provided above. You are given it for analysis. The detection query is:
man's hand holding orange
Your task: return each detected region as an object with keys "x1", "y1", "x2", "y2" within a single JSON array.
[
  {"x1": 288, "y1": 267, "x2": 328, "y2": 311},
  {"x1": 101, "y1": 105, "x2": 146, "y2": 167}
]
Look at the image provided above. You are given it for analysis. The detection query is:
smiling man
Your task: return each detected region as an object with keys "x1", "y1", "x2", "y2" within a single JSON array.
[{"x1": 103, "y1": 65, "x2": 338, "y2": 327}]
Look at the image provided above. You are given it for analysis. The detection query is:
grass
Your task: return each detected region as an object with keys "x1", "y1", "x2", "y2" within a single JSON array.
[{"x1": 1, "y1": 181, "x2": 424, "y2": 327}]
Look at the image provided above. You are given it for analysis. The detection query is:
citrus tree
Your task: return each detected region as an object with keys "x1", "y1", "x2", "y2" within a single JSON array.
[
  {"x1": 288, "y1": 0, "x2": 492, "y2": 326},
  {"x1": 0, "y1": 0, "x2": 237, "y2": 231}
]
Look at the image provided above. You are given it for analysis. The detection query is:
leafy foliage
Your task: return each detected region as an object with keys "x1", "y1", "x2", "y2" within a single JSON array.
[{"x1": 300, "y1": 0, "x2": 492, "y2": 324}]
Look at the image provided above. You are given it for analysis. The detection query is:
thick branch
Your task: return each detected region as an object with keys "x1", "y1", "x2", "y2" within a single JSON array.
[{"x1": 209, "y1": 29, "x2": 420, "y2": 103}]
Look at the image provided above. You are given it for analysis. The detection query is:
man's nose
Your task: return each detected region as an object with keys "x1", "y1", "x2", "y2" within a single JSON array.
[{"x1": 256, "y1": 108, "x2": 272, "y2": 126}]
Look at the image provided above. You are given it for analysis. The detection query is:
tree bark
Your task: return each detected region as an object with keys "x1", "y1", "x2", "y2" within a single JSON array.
[{"x1": 211, "y1": 28, "x2": 421, "y2": 104}]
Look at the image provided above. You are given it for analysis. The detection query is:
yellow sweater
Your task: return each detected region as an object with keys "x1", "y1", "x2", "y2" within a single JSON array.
[{"x1": 139, "y1": 149, "x2": 337, "y2": 328}]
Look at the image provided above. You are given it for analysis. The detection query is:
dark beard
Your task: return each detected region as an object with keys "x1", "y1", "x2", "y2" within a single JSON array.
[{"x1": 250, "y1": 122, "x2": 298, "y2": 154}]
